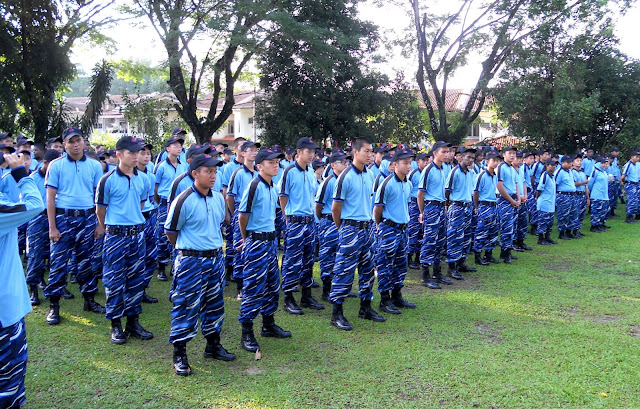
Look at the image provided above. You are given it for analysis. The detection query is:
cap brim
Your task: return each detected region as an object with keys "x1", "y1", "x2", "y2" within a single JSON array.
[
  {"x1": 392, "y1": 153, "x2": 416, "y2": 162},
  {"x1": 63, "y1": 131, "x2": 83, "y2": 140},
  {"x1": 257, "y1": 152, "x2": 285, "y2": 163}
]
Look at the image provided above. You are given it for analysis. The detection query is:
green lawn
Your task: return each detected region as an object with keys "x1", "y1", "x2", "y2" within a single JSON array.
[{"x1": 23, "y1": 210, "x2": 640, "y2": 408}]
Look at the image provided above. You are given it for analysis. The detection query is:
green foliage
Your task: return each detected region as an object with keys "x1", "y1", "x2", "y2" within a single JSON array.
[{"x1": 81, "y1": 60, "x2": 115, "y2": 136}]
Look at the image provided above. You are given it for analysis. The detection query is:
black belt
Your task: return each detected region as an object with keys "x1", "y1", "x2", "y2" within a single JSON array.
[
  {"x1": 558, "y1": 191, "x2": 576, "y2": 196},
  {"x1": 105, "y1": 224, "x2": 143, "y2": 237},
  {"x1": 322, "y1": 214, "x2": 334, "y2": 221},
  {"x1": 249, "y1": 231, "x2": 276, "y2": 241},
  {"x1": 382, "y1": 219, "x2": 407, "y2": 230},
  {"x1": 160, "y1": 198, "x2": 168, "y2": 205},
  {"x1": 627, "y1": 181, "x2": 639, "y2": 185},
  {"x1": 142, "y1": 210, "x2": 154, "y2": 220},
  {"x1": 478, "y1": 201, "x2": 497, "y2": 206},
  {"x1": 424, "y1": 200, "x2": 445, "y2": 207},
  {"x1": 40, "y1": 210, "x2": 48, "y2": 216},
  {"x1": 342, "y1": 219, "x2": 370, "y2": 230},
  {"x1": 287, "y1": 215, "x2": 314, "y2": 224},
  {"x1": 179, "y1": 249, "x2": 220, "y2": 258},
  {"x1": 55, "y1": 208, "x2": 95, "y2": 217},
  {"x1": 575, "y1": 191, "x2": 586, "y2": 195},
  {"x1": 449, "y1": 201, "x2": 471, "y2": 208},
  {"x1": 410, "y1": 197, "x2": 418, "y2": 203}
]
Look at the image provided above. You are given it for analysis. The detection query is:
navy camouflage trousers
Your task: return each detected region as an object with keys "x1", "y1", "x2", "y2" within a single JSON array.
[
  {"x1": 537, "y1": 211, "x2": 554, "y2": 234},
  {"x1": 275, "y1": 208, "x2": 285, "y2": 248},
  {"x1": 556, "y1": 193, "x2": 574, "y2": 232},
  {"x1": 44, "y1": 213, "x2": 98, "y2": 298},
  {"x1": 238, "y1": 237, "x2": 280, "y2": 324},
  {"x1": 473, "y1": 203, "x2": 499, "y2": 252},
  {"x1": 170, "y1": 252, "x2": 225, "y2": 343},
  {"x1": 281, "y1": 220, "x2": 315, "y2": 292},
  {"x1": 408, "y1": 200, "x2": 422, "y2": 254},
  {"x1": 591, "y1": 200, "x2": 609, "y2": 226},
  {"x1": 420, "y1": 203, "x2": 446, "y2": 266},
  {"x1": 375, "y1": 222, "x2": 408, "y2": 293},
  {"x1": 624, "y1": 182, "x2": 639, "y2": 216},
  {"x1": 572, "y1": 194, "x2": 587, "y2": 230},
  {"x1": 18, "y1": 223, "x2": 26, "y2": 257},
  {"x1": 0, "y1": 319, "x2": 27, "y2": 409},
  {"x1": 608, "y1": 181, "x2": 619, "y2": 210},
  {"x1": 527, "y1": 188, "x2": 538, "y2": 226},
  {"x1": 91, "y1": 236, "x2": 103, "y2": 278},
  {"x1": 102, "y1": 230, "x2": 146, "y2": 320},
  {"x1": 317, "y1": 217, "x2": 339, "y2": 281},
  {"x1": 516, "y1": 201, "x2": 528, "y2": 241},
  {"x1": 330, "y1": 224, "x2": 375, "y2": 304},
  {"x1": 227, "y1": 203, "x2": 239, "y2": 271},
  {"x1": 498, "y1": 197, "x2": 515, "y2": 250},
  {"x1": 156, "y1": 202, "x2": 172, "y2": 266},
  {"x1": 446, "y1": 204, "x2": 472, "y2": 263},
  {"x1": 25, "y1": 213, "x2": 48, "y2": 286},
  {"x1": 142, "y1": 211, "x2": 158, "y2": 288}
]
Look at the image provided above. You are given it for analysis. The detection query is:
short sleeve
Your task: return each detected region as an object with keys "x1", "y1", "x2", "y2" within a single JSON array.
[
  {"x1": 95, "y1": 175, "x2": 110, "y2": 206},
  {"x1": 154, "y1": 163, "x2": 164, "y2": 184},
  {"x1": 333, "y1": 172, "x2": 349, "y2": 202},
  {"x1": 164, "y1": 195, "x2": 186, "y2": 232},
  {"x1": 45, "y1": 160, "x2": 60, "y2": 189}
]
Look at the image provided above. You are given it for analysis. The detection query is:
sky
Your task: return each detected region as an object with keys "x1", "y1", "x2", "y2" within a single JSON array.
[{"x1": 71, "y1": 0, "x2": 640, "y2": 89}]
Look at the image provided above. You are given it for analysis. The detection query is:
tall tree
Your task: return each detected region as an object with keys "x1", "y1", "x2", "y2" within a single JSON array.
[
  {"x1": 407, "y1": 0, "x2": 631, "y2": 146},
  {"x1": 1, "y1": 0, "x2": 117, "y2": 142},
  {"x1": 81, "y1": 59, "x2": 115, "y2": 136}
]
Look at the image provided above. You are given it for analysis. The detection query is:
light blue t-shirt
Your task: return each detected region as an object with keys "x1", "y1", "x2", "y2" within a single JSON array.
[
  {"x1": 588, "y1": 166, "x2": 610, "y2": 201},
  {"x1": 474, "y1": 169, "x2": 498, "y2": 202},
  {"x1": 555, "y1": 168, "x2": 577, "y2": 192},
  {"x1": 96, "y1": 167, "x2": 147, "y2": 226},
  {"x1": 139, "y1": 167, "x2": 157, "y2": 212},
  {"x1": 537, "y1": 172, "x2": 556, "y2": 213},
  {"x1": 623, "y1": 160, "x2": 639, "y2": 183},
  {"x1": 228, "y1": 166, "x2": 257, "y2": 204},
  {"x1": 374, "y1": 173, "x2": 411, "y2": 224},
  {"x1": 418, "y1": 162, "x2": 446, "y2": 202},
  {"x1": 445, "y1": 165, "x2": 474, "y2": 202},
  {"x1": 165, "y1": 186, "x2": 225, "y2": 250},
  {"x1": 27, "y1": 169, "x2": 47, "y2": 203},
  {"x1": 496, "y1": 162, "x2": 517, "y2": 196},
  {"x1": 572, "y1": 169, "x2": 587, "y2": 193},
  {"x1": 369, "y1": 162, "x2": 382, "y2": 180},
  {"x1": 154, "y1": 157, "x2": 188, "y2": 199},
  {"x1": 45, "y1": 154, "x2": 103, "y2": 209},
  {"x1": 239, "y1": 175, "x2": 277, "y2": 233},
  {"x1": 279, "y1": 163, "x2": 317, "y2": 217},
  {"x1": 333, "y1": 164, "x2": 374, "y2": 222},
  {"x1": 221, "y1": 159, "x2": 243, "y2": 189},
  {"x1": 316, "y1": 172, "x2": 338, "y2": 215},
  {"x1": 582, "y1": 157, "x2": 595, "y2": 178},
  {"x1": 409, "y1": 168, "x2": 421, "y2": 199}
]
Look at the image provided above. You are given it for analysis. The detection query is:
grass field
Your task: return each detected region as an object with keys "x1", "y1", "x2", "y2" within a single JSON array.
[{"x1": 23, "y1": 211, "x2": 640, "y2": 408}]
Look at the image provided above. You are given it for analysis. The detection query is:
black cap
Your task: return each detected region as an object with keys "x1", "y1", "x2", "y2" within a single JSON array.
[
  {"x1": 105, "y1": 149, "x2": 117, "y2": 157},
  {"x1": 172, "y1": 128, "x2": 187, "y2": 136},
  {"x1": 501, "y1": 146, "x2": 516, "y2": 153},
  {"x1": 515, "y1": 151, "x2": 523, "y2": 158},
  {"x1": 312, "y1": 160, "x2": 325, "y2": 170},
  {"x1": 44, "y1": 149, "x2": 61, "y2": 162},
  {"x1": 374, "y1": 146, "x2": 387, "y2": 153},
  {"x1": 62, "y1": 127, "x2": 83, "y2": 140},
  {"x1": 284, "y1": 147, "x2": 294, "y2": 155},
  {"x1": 632, "y1": 150, "x2": 640, "y2": 156},
  {"x1": 329, "y1": 150, "x2": 348, "y2": 163},
  {"x1": 186, "y1": 144, "x2": 212, "y2": 160},
  {"x1": 0, "y1": 132, "x2": 10, "y2": 140},
  {"x1": 416, "y1": 152, "x2": 428, "y2": 161},
  {"x1": 188, "y1": 153, "x2": 223, "y2": 172},
  {"x1": 430, "y1": 141, "x2": 452, "y2": 153},
  {"x1": 143, "y1": 143, "x2": 153, "y2": 151},
  {"x1": 255, "y1": 147, "x2": 285, "y2": 164},
  {"x1": 222, "y1": 147, "x2": 233, "y2": 154},
  {"x1": 296, "y1": 137, "x2": 319, "y2": 150},
  {"x1": 486, "y1": 151, "x2": 503, "y2": 160},
  {"x1": 115, "y1": 136, "x2": 146, "y2": 152},
  {"x1": 460, "y1": 147, "x2": 476, "y2": 155},
  {"x1": 240, "y1": 141, "x2": 261, "y2": 151},
  {"x1": 47, "y1": 136, "x2": 63, "y2": 145},
  {"x1": 215, "y1": 142, "x2": 228, "y2": 148},
  {"x1": 0, "y1": 143, "x2": 16, "y2": 153},
  {"x1": 594, "y1": 155, "x2": 606, "y2": 163},
  {"x1": 164, "y1": 136, "x2": 184, "y2": 148},
  {"x1": 610, "y1": 146, "x2": 620, "y2": 152},
  {"x1": 391, "y1": 148, "x2": 415, "y2": 162},
  {"x1": 560, "y1": 155, "x2": 573, "y2": 163},
  {"x1": 522, "y1": 150, "x2": 533, "y2": 158},
  {"x1": 545, "y1": 158, "x2": 558, "y2": 166},
  {"x1": 16, "y1": 139, "x2": 34, "y2": 148},
  {"x1": 574, "y1": 153, "x2": 583, "y2": 159}
]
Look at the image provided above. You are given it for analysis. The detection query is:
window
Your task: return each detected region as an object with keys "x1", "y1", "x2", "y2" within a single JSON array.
[
  {"x1": 227, "y1": 122, "x2": 233, "y2": 134},
  {"x1": 468, "y1": 123, "x2": 480, "y2": 138},
  {"x1": 248, "y1": 117, "x2": 254, "y2": 124}
]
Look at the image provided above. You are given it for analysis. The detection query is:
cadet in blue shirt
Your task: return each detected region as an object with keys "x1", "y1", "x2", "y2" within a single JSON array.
[
  {"x1": 496, "y1": 146, "x2": 520, "y2": 263},
  {"x1": 279, "y1": 137, "x2": 323, "y2": 314},
  {"x1": 0, "y1": 152, "x2": 44, "y2": 409},
  {"x1": 237, "y1": 148, "x2": 291, "y2": 353},
  {"x1": 582, "y1": 149, "x2": 595, "y2": 181},
  {"x1": 589, "y1": 156, "x2": 612, "y2": 231},
  {"x1": 369, "y1": 146, "x2": 386, "y2": 179},
  {"x1": 330, "y1": 137, "x2": 385, "y2": 331},
  {"x1": 472, "y1": 151, "x2": 502, "y2": 265},
  {"x1": 571, "y1": 154, "x2": 590, "y2": 237},
  {"x1": 227, "y1": 141, "x2": 259, "y2": 298},
  {"x1": 96, "y1": 136, "x2": 152, "y2": 345},
  {"x1": 417, "y1": 141, "x2": 451, "y2": 289},
  {"x1": 164, "y1": 154, "x2": 234, "y2": 376},
  {"x1": 136, "y1": 143, "x2": 159, "y2": 304},
  {"x1": 154, "y1": 128, "x2": 188, "y2": 167},
  {"x1": 555, "y1": 155, "x2": 577, "y2": 239},
  {"x1": 373, "y1": 148, "x2": 417, "y2": 315},
  {"x1": 25, "y1": 149, "x2": 60, "y2": 306},
  {"x1": 168, "y1": 144, "x2": 212, "y2": 204},
  {"x1": 621, "y1": 150, "x2": 640, "y2": 223},
  {"x1": 407, "y1": 153, "x2": 428, "y2": 269},
  {"x1": 44, "y1": 128, "x2": 105, "y2": 325},
  {"x1": 221, "y1": 137, "x2": 246, "y2": 278},
  {"x1": 536, "y1": 159, "x2": 558, "y2": 245},
  {"x1": 315, "y1": 150, "x2": 349, "y2": 301},
  {"x1": 513, "y1": 151, "x2": 533, "y2": 252},
  {"x1": 153, "y1": 135, "x2": 188, "y2": 280},
  {"x1": 444, "y1": 147, "x2": 477, "y2": 280},
  {"x1": 607, "y1": 147, "x2": 622, "y2": 216}
]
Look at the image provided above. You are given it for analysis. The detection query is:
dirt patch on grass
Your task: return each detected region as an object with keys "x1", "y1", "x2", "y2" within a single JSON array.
[
  {"x1": 245, "y1": 367, "x2": 264, "y2": 376},
  {"x1": 563, "y1": 307, "x2": 580, "y2": 317},
  {"x1": 474, "y1": 322, "x2": 503, "y2": 344},
  {"x1": 590, "y1": 314, "x2": 621, "y2": 323},
  {"x1": 629, "y1": 325, "x2": 640, "y2": 338},
  {"x1": 542, "y1": 259, "x2": 573, "y2": 273}
]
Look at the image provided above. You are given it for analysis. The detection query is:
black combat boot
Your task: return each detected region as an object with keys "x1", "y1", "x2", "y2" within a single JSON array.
[
  {"x1": 457, "y1": 258, "x2": 476, "y2": 273},
  {"x1": 519, "y1": 239, "x2": 533, "y2": 250},
  {"x1": 501, "y1": 249, "x2": 513, "y2": 264},
  {"x1": 626, "y1": 215, "x2": 636, "y2": 224},
  {"x1": 530, "y1": 224, "x2": 538, "y2": 235},
  {"x1": 260, "y1": 314, "x2": 292, "y2": 338},
  {"x1": 448, "y1": 262, "x2": 464, "y2": 280},
  {"x1": 83, "y1": 292, "x2": 106, "y2": 314},
  {"x1": 421, "y1": 265, "x2": 440, "y2": 289},
  {"x1": 61, "y1": 287, "x2": 75, "y2": 299},
  {"x1": 204, "y1": 332, "x2": 236, "y2": 361},
  {"x1": 391, "y1": 288, "x2": 416, "y2": 309},
  {"x1": 110, "y1": 318, "x2": 126, "y2": 345},
  {"x1": 157, "y1": 263, "x2": 168, "y2": 281},
  {"x1": 330, "y1": 303, "x2": 353, "y2": 331},
  {"x1": 241, "y1": 322, "x2": 260, "y2": 352},
  {"x1": 225, "y1": 265, "x2": 233, "y2": 284},
  {"x1": 538, "y1": 233, "x2": 550, "y2": 245},
  {"x1": 358, "y1": 300, "x2": 386, "y2": 322},
  {"x1": 545, "y1": 232, "x2": 558, "y2": 244},
  {"x1": 125, "y1": 315, "x2": 154, "y2": 340},
  {"x1": 379, "y1": 291, "x2": 401, "y2": 315},
  {"x1": 300, "y1": 287, "x2": 324, "y2": 310},
  {"x1": 513, "y1": 240, "x2": 525, "y2": 252},
  {"x1": 235, "y1": 279, "x2": 243, "y2": 301},
  {"x1": 141, "y1": 290, "x2": 158, "y2": 303},
  {"x1": 283, "y1": 292, "x2": 304, "y2": 315},
  {"x1": 46, "y1": 296, "x2": 60, "y2": 325},
  {"x1": 408, "y1": 253, "x2": 420, "y2": 270},
  {"x1": 484, "y1": 250, "x2": 500, "y2": 264},
  {"x1": 566, "y1": 230, "x2": 576, "y2": 239},
  {"x1": 29, "y1": 285, "x2": 40, "y2": 306},
  {"x1": 433, "y1": 264, "x2": 452, "y2": 285},
  {"x1": 590, "y1": 225, "x2": 601, "y2": 233},
  {"x1": 172, "y1": 342, "x2": 191, "y2": 376},
  {"x1": 321, "y1": 278, "x2": 331, "y2": 302},
  {"x1": 474, "y1": 251, "x2": 489, "y2": 266}
]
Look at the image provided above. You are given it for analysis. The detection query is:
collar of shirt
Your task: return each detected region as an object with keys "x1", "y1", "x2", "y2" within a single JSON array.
[
  {"x1": 191, "y1": 185, "x2": 213, "y2": 198},
  {"x1": 258, "y1": 174, "x2": 273, "y2": 187},
  {"x1": 66, "y1": 154, "x2": 87, "y2": 162},
  {"x1": 351, "y1": 163, "x2": 368, "y2": 174},
  {"x1": 394, "y1": 173, "x2": 407, "y2": 183},
  {"x1": 115, "y1": 166, "x2": 138, "y2": 179},
  {"x1": 294, "y1": 162, "x2": 308, "y2": 172}
]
